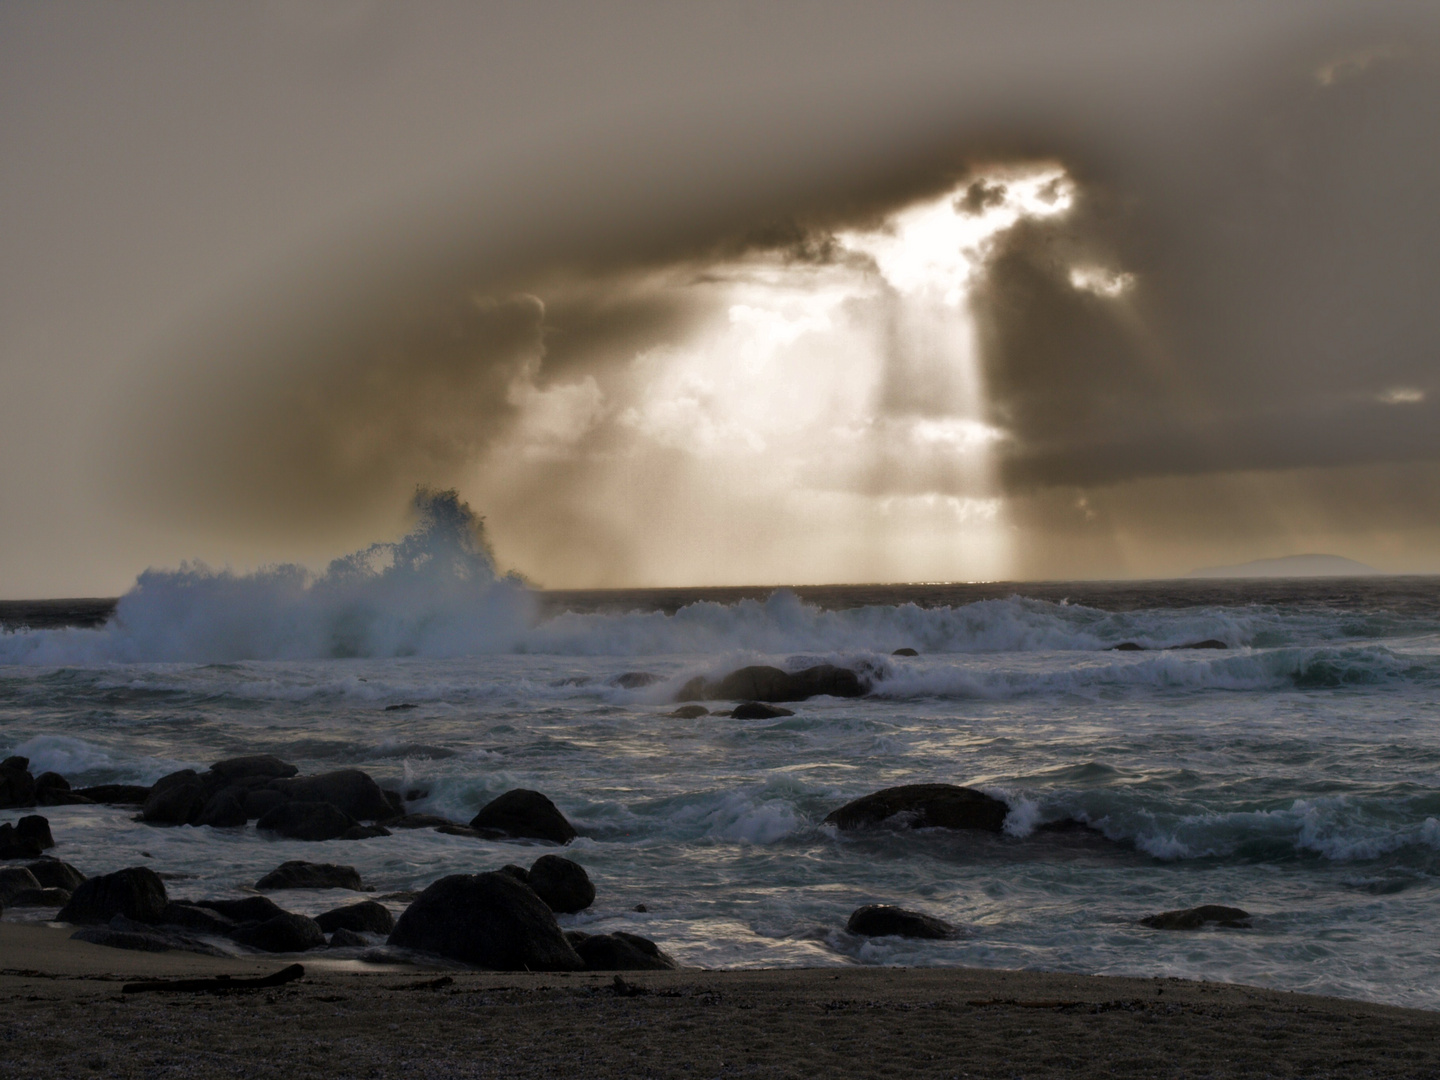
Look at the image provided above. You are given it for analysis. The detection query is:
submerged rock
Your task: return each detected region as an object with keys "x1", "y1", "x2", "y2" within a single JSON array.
[
  {"x1": 1170, "y1": 639, "x2": 1228, "y2": 650},
  {"x1": 387, "y1": 871, "x2": 584, "y2": 971},
  {"x1": 469, "y1": 789, "x2": 578, "y2": 845},
  {"x1": 1140, "y1": 905, "x2": 1252, "y2": 930},
  {"x1": 676, "y1": 664, "x2": 866, "y2": 703},
  {"x1": 611, "y1": 672, "x2": 662, "y2": 689},
  {"x1": 823, "y1": 784, "x2": 1009, "y2": 833},
  {"x1": 570, "y1": 931, "x2": 678, "y2": 971},
  {"x1": 527, "y1": 855, "x2": 595, "y2": 914},
  {"x1": 72, "y1": 784, "x2": 150, "y2": 805},
  {"x1": 730, "y1": 701, "x2": 794, "y2": 719},
  {"x1": 668, "y1": 705, "x2": 709, "y2": 719},
  {"x1": 891, "y1": 647, "x2": 920, "y2": 657},
  {"x1": 255, "y1": 860, "x2": 364, "y2": 891},
  {"x1": 57, "y1": 866, "x2": 168, "y2": 925},
  {"x1": 847, "y1": 904, "x2": 957, "y2": 939}
]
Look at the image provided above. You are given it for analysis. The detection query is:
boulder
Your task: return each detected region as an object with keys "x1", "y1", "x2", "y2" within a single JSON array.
[
  {"x1": 676, "y1": 663, "x2": 866, "y2": 703},
  {"x1": 0, "y1": 757, "x2": 36, "y2": 808},
  {"x1": 196, "y1": 896, "x2": 286, "y2": 923},
  {"x1": 195, "y1": 786, "x2": 249, "y2": 828},
  {"x1": 328, "y1": 928, "x2": 372, "y2": 948},
  {"x1": 891, "y1": 648, "x2": 920, "y2": 657},
  {"x1": 668, "y1": 705, "x2": 709, "y2": 719},
  {"x1": 230, "y1": 912, "x2": 326, "y2": 953},
  {"x1": 71, "y1": 918, "x2": 228, "y2": 957},
  {"x1": 268, "y1": 769, "x2": 394, "y2": 821},
  {"x1": 527, "y1": 854, "x2": 595, "y2": 914},
  {"x1": 822, "y1": 784, "x2": 1009, "y2": 833},
  {"x1": 57, "y1": 866, "x2": 168, "y2": 925},
  {"x1": 241, "y1": 788, "x2": 289, "y2": 820},
  {"x1": 499, "y1": 863, "x2": 531, "y2": 884},
  {"x1": 255, "y1": 860, "x2": 364, "y2": 891},
  {"x1": 35, "y1": 772, "x2": 91, "y2": 806},
  {"x1": 26, "y1": 858, "x2": 86, "y2": 891},
  {"x1": 1140, "y1": 905, "x2": 1252, "y2": 930},
  {"x1": 610, "y1": 672, "x2": 662, "y2": 689},
  {"x1": 160, "y1": 902, "x2": 240, "y2": 936},
  {"x1": 847, "y1": 904, "x2": 957, "y2": 939},
  {"x1": 9, "y1": 887, "x2": 72, "y2": 907},
  {"x1": 0, "y1": 866, "x2": 43, "y2": 904},
  {"x1": 730, "y1": 701, "x2": 794, "y2": 719},
  {"x1": 315, "y1": 900, "x2": 395, "y2": 935},
  {"x1": 387, "y1": 871, "x2": 585, "y2": 971},
  {"x1": 0, "y1": 821, "x2": 42, "y2": 859},
  {"x1": 1110, "y1": 642, "x2": 1146, "y2": 651},
  {"x1": 72, "y1": 784, "x2": 150, "y2": 805},
  {"x1": 208, "y1": 755, "x2": 299, "y2": 781},
  {"x1": 469, "y1": 789, "x2": 577, "y2": 845},
  {"x1": 15, "y1": 814, "x2": 54, "y2": 850},
  {"x1": 141, "y1": 770, "x2": 207, "y2": 825},
  {"x1": 256, "y1": 801, "x2": 356, "y2": 841},
  {"x1": 572, "y1": 931, "x2": 679, "y2": 971}
]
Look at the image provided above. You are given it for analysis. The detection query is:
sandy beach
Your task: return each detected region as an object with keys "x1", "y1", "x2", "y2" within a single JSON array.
[{"x1": 4, "y1": 923, "x2": 1438, "y2": 1079}]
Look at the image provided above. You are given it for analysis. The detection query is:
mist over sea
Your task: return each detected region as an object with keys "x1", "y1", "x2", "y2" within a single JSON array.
[{"x1": 3, "y1": 499, "x2": 1439, "y2": 1007}]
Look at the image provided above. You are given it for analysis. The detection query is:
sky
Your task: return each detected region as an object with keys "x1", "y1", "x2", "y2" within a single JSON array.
[{"x1": 3, "y1": 1, "x2": 1440, "y2": 596}]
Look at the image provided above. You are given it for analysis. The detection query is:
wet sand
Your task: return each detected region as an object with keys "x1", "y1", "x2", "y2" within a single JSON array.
[{"x1": 3, "y1": 923, "x2": 1438, "y2": 1078}]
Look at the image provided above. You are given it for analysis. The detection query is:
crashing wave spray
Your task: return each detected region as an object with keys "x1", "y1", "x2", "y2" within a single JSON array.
[{"x1": 0, "y1": 488, "x2": 535, "y2": 664}]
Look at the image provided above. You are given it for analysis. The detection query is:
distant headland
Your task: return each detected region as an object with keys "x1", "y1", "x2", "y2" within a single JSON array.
[{"x1": 1186, "y1": 554, "x2": 1382, "y2": 579}]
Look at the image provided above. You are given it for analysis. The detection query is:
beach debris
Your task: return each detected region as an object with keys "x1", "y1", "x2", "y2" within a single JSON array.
[
  {"x1": 386, "y1": 871, "x2": 585, "y2": 970},
  {"x1": 255, "y1": 860, "x2": 365, "y2": 891},
  {"x1": 823, "y1": 783, "x2": 1009, "y2": 833},
  {"x1": 527, "y1": 854, "x2": 596, "y2": 914},
  {"x1": 57, "y1": 865, "x2": 168, "y2": 925},
  {"x1": 316, "y1": 900, "x2": 395, "y2": 936},
  {"x1": 892, "y1": 647, "x2": 920, "y2": 656},
  {"x1": 1140, "y1": 904, "x2": 1252, "y2": 930},
  {"x1": 25, "y1": 857, "x2": 86, "y2": 891},
  {"x1": 846, "y1": 904, "x2": 958, "y2": 940},
  {"x1": 568, "y1": 931, "x2": 679, "y2": 972},
  {"x1": 729, "y1": 701, "x2": 795, "y2": 719},
  {"x1": 469, "y1": 788, "x2": 578, "y2": 845},
  {"x1": 121, "y1": 963, "x2": 305, "y2": 995},
  {"x1": 675, "y1": 663, "x2": 866, "y2": 704},
  {"x1": 230, "y1": 912, "x2": 326, "y2": 953},
  {"x1": 668, "y1": 704, "x2": 710, "y2": 718}
]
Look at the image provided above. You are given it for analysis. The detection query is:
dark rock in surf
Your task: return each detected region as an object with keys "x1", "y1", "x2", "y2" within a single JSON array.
[
  {"x1": 141, "y1": 770, "x2": 208, "y2": 825},
  {"x1": 316, "y1": 900, "x2": 395, "y2": 936},
  {"x1": 209, "y1": 755, "x2": 299, "y2": 781},
  {"x1": 527, "y1": 854, "x2": 595, "y2": 914},
  {"x1": 0, "y1": 821, "x2": 42, "y2": 859},
  {"x1": 823, "y1": 784, "x2": 1009, "y2": 833},
  {"x1": 384, "y1": 703, "x2": 418, "y2": 711},
  {"x1": 847, "y1": 904, "x2": 957, "y2": 939},
  {"x1": 611, "y1": 672, "x2": 662, "y2": 689},
  {"x1": 196, "y1": 896, "x2": 287, "y2": 924},
  {"x1": 1110, "y1": 642, "x2": 1146, "y2": 651},
  {"x1": 0, "y1": 866, "x2": 43, "y2": 905},
  {"x1": 339, "y1": 824, "x2": 391, "y2": 840},
  {"x1": 255, "y1": 860, "x2": 364, "y2": 892},
  {"x1": 571, "y1": 931, "x2": 679, "y2": 971},
  {"x1": 160, "y1": 901, "x2": 240, "y2": 936},
  {"x1": 668, "y1": 705, "x2": 709, "y2": 718},
  {"x1": 14, "y1": 814, "x2": 54, "y2": 850},
  {"x1": 26, "y1": 858, "x2": 86, "y2": 891},
  {"x1": 328, "y1": 927, "x2": 373, "y2": 948},
  {"x1": 469, "y1": 789, "x2": 578, "y2": 845},
  {"x1": 676, "y1": 663, "x2": 866, "y2": 703},
  {"x1": 1033, "y1": 817, "x2": 1105, "y2": 836},
  {"x1": 0, "y1": 757, "x2": 37, "y2": 808},
  {"x1": 231, "y1": 912, "x2": 326, "y2": 953},
  {"x1": 1169, "y1": 639, "x2": 1228, "y2": 650},
  {"x1": 241, "y1": 788, "x2": 288, "y2": 820},
  {"x1": 1140, "y1": 905, "x2": 1252, "y2": 930},
  {"x1": 268, "y1": 768, "x2": 395, "y2": 821},
  {"x1": 72, "y1": 784, "x2": 150, "y2": 806},
  {"x1": 10, "y1": 887, "x2": 72, "y2": 907},
  {"x1": 387, "y1": 871, "x2": 584, "y2": 971},
  {"x1": 71, "y1": 917, "x2": 230, "y2": 956},
  {"x1": 892, "y1": 647, "x2": 920, "y2": 657},
  {"x1": 256, "y1": 801, "x2": 356, "y2": 842},
  {"x1": 390, "y1": 813, "x2": 460, "y2": 829},
  {"x1": 57, "y1": 866, "x2": 168, "y2": 925},
  {"x1": 730, "y1": 701, "x2": 795, "y2": 719},
  {"x1": 35, "y1": 771, "x2": 91, "y2": 805},
  {"x1": 195, "y1": 787, "x2": 249, "y2": 828},
  {"x1": 499, "y1": 863, "x2": 531, "y2": 884}
]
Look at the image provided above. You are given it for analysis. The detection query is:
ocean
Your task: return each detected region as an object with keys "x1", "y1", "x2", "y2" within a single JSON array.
[{"x1": 2, "y1": 509, "x2": 1439, "y2": 1007}]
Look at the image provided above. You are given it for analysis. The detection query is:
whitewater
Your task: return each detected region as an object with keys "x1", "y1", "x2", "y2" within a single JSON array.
[{"x1": 3, "y1": 499, "x2": 1439, "y2": 1007}]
